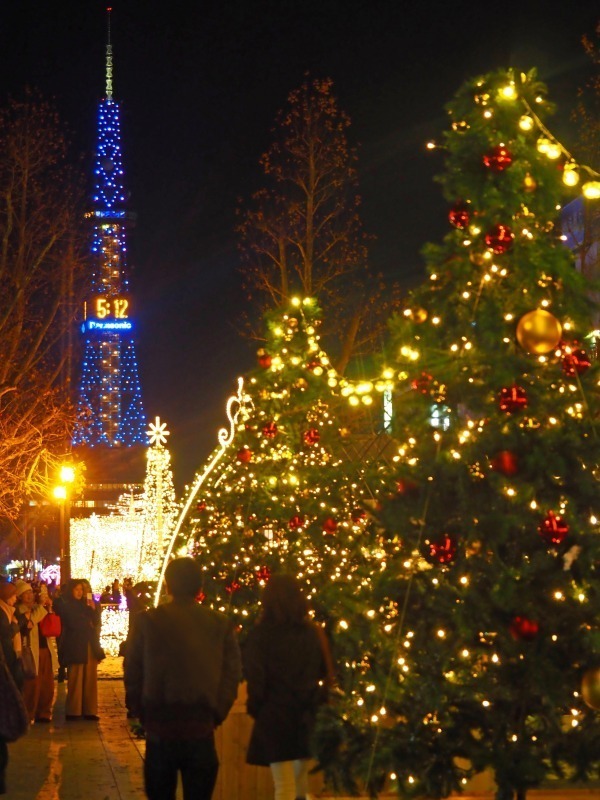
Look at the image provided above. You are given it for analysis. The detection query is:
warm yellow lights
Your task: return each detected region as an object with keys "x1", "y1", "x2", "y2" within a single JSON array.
[
  {"x1": 60, "y1": 465, "x2": 76, "y2": 483},
  {"x1": 519, "y1": 114, "x2": 534, "y2": 131},
  {"x1": 563, "y1": 163, "x2": 580, "y2": 187},
  {"x1": 546, "y1": 143, "x2": 561, "y2": 160},
  {"x1": 500, "y1": 83, "x2": 516, "y2": 100},
  {"x1": 400, "y1": 345, "x2": 420, "y2": 361},
  {"x1": 583, "y1": 181, "x2": 600, "y2": 200},
  {"x1": 53, "y1": 485, "x2": 67, "y2": 500}
]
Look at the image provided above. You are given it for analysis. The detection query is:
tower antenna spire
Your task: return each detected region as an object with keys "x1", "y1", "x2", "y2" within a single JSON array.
[{"x1": 106, "y1": 7, "x2": 113, "y2": 100}]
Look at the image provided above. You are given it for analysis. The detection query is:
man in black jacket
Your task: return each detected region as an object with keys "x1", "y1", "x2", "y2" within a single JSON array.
[{"x1": 124, "y1": 557, "x2": 241, "y2": 800}]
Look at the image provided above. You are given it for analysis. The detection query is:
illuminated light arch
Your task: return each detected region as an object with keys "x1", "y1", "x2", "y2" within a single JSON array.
[{"x1": 154, "y1": 378, "x2": 251, "y2": 606}]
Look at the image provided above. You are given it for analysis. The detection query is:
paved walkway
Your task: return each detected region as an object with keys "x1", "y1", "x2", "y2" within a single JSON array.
[
  {"x1": 5, "y1": 657, "x2": 153, "y2": 800},
  {"x1": 6, "y1": 659, "x2": 600, "y2": 800}
]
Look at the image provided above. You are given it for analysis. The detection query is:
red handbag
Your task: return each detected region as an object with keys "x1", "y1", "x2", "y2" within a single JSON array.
[{"x1": 38, "y1": 612, "x2": 62, "y2": 638}]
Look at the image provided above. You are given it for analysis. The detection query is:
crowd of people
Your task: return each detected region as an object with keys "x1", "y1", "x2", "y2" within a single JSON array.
[
  {"x1": 0, "y1": 573, "x2": 142, "y2": 794},
  {"x1": 0, "y1": 562, "x2": 334, "y2": 800}
]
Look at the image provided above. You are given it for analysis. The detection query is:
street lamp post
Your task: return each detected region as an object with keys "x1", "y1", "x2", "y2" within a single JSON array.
[{"x1": 53, "y1": 465, "x2": 75, "y2": 584}]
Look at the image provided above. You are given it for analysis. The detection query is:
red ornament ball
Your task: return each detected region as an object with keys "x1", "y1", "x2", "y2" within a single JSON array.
[
  {"x1": 195, "y1": 590, "x2": 206, "y2": 603},
  {"x1": 498, "y1": 385, "x2": 527, "y2": 413},
  {"x1": 351, "y1": 507, "x2": 367, "y2": 523},
  {"x1": 411, "y1": 371, "x2": 433, "y2": 394},
  {"x1": 262, "y1": 422, "x2": 278, "y2": 438},
  {"x1": 562, "y1": 347, "x2": 591, "y2": 377},
  {"x1": 509, "y1": 616, "x2": 539, "y2": 641},
  {"x1": 196, "y1": 500, "x2": 207, "y2": 513},
  {"x1": 237, "y1": 447, "x2": 252, "y2": 463},
  {"x1": 396, "y1": 478, "x2": 419, "y2": 496},
  {"x1": 225, "y1": 580, "x2": 241, "y2": 595},
  {"x1": 428, "y1": 534, "x2": 457, "y2": 564},
  {"x1": 289, "y1": 514, "x2": 304, "y2": 530},
  {"x1": 490, "y1": 451, "x2": 518, "y2": 476},
  {"x1": 483, "y1": 145, "x2": 513, "y2": 172},
  {"x1": 255, "y1": 566, "x2": 271, "y2": 583},
  {"x1": 448, "y1": 203, "x2": 470, "y2": 229},
  {"x1": 303, "y1": 428, "x2": 320, "y2": 446},
  {"x1": 323, "y1": 517, "x2": 338, "y2": 534},
  {"x1": 258, "y1": 351, "x2": 272, "y2": 369},
  {"x1": 485, "y1": 223, "x2": 514, "y2": 253},
  {"x1": 538, "y1": 511, "x2": 569, "y2": 545}
]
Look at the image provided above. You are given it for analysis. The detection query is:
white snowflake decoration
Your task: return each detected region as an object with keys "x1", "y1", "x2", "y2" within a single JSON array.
[{"x1": 147, "y1": 416, "x2": 170, "y2": 447}]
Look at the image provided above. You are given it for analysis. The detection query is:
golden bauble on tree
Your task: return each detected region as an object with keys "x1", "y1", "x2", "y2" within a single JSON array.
[
  {"x1": 469, "y1": 250, "x2": 489, "y2": 266},
  {"x1": 581, "y1": 667, "x2": 600, "y2": 711},
  {"x1": 516, "y1": 309, "x2": 562, "y2": 354}
]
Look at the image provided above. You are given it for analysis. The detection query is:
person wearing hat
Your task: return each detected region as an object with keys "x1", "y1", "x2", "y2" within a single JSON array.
[{"x1": 14, "y1": 580, "x2": 52, "y2": 723}]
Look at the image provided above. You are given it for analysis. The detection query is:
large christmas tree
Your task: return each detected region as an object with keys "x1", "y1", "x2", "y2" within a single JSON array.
[
  {"x1": 317, "y1": 69, "x2": 600, "y2": 800},
  {"x1": 173, "y1": 297, "x2": 392, "y2": 632}
]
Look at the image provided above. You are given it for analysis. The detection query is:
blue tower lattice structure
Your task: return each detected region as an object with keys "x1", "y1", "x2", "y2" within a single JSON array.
[{"x1": 73, "y1": 11, "x2": 147, "y2": 448}]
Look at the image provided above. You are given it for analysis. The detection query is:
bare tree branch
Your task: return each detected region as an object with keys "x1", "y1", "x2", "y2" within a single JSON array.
[
  {"x1": 0, "y1": 91, "x2": 86, "y2": 521},
  {"x1": 237, "y1": 76, "x2": 399, "y2": 373}
]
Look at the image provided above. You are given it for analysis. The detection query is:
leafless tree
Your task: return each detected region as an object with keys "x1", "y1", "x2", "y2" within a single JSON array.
[
  {"x1": 238, "y1": 76, "x2": 396, "y2": 373},
  {"x1": 0, "y1": 92, "x2": 86, "y2": 521}
]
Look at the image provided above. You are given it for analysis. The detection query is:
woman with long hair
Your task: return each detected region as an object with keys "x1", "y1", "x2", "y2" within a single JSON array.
[
  {"x1": 243, "y1": 574, "x2": 334, "y2": 800},
  {"x1": 57, "y1": 579, "x2": 102, "y2": 721}
]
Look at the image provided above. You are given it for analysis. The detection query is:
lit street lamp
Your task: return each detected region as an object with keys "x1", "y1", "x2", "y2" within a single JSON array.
[{"x1": 53, "y1": 464, "x2": 76, "y2": 584}]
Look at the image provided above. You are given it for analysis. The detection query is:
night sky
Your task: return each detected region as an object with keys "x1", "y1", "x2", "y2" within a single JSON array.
[{"x1": 0, "y1": 1, "x2": 598, "y2": 487}]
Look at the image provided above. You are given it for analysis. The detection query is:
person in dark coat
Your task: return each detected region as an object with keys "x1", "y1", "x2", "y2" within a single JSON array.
[
  {"x1": 57, "y1": 579, "x2": 102, "y2": 720},
  {"x1": 0, "y1": 580, "x2": 23, "y2": 796},
  {"x1": 243, "y1": 574, "x2": 333, "y2": 800},
  {"x1": 124, "y1": 557, "x2": 241, "y2": 800}
]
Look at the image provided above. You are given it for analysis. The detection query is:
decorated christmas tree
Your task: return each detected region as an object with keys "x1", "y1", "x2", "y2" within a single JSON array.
[
  {"x1": 317, "y1": 69, "x2": 600, "y2": 800},
  {"x1": 172, "y1": 297, "x2": 392, "y2": 635},
  {"x1": 139, "y1": 416, "x2": 178, "y2": 580}
]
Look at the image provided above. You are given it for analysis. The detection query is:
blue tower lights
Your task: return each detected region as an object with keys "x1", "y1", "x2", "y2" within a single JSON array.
[
  {"x1": 93, "y1": 100, "x2": 126, "y2": 211},
  {"x1": 72, "y1": 10, "x2": 147, "y2": 448}
]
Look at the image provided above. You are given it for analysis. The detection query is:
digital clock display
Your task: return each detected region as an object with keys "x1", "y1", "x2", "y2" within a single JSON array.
[{"x1": 91, "y1": 296, "x2": 130, "y2": 319}]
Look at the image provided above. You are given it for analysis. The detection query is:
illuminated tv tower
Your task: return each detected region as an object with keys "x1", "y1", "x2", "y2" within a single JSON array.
[{"x1": 73, "y1": 8, "x2": 147, "y2": 449}]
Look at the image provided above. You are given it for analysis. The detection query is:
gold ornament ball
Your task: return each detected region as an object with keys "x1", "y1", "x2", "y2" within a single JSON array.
[
  {"x1": 516, "y1": 309, "x2": 562, "y2": 354},
  {"x1": 524, "y1": 173, "x2": 537, "y2": 192},
  {"x1": 469, "y1": 251, "x2": 488, "y2": 266},
  {"x1": 414, "y1": 308, "x2": 428, "y2": 323},
  {"x1": 581, "y1": 668, "x2": 600, "y2": 711}
]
